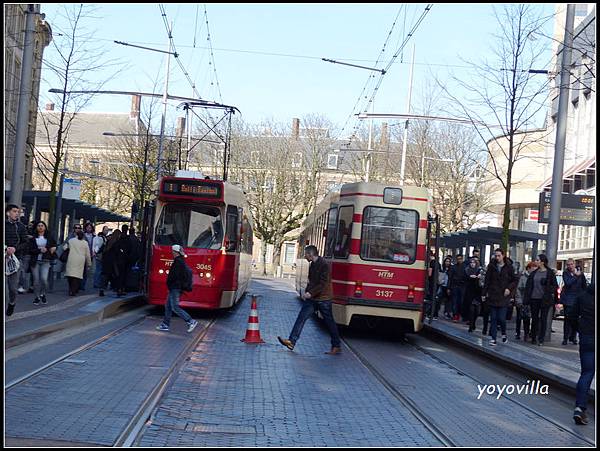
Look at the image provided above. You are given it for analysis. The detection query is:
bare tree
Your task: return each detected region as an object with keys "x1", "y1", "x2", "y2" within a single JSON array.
[
  {"x1": 435, "y1": 4, "x2": 553, "y2": 249},
  {"x1": 34, "y1": 4, "x2": 126, "y2": 233},
  {"x1": 228, "y1": 118, "x2": 328, "y2": 275}
]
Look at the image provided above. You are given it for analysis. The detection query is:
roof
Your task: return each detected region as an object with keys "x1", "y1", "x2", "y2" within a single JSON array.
[
  {"x1": 36, "y1": 111, "x2": 140, "y2": 148},
  {"x1": 440, "y1": 226, "x2": 547, "y2": 249},
  {"x1": 7, "y1": 191, "x2": 131, "y2": 223},
  {"x1": 538, "y1": 156, "x2": 595, "y2": 190}
]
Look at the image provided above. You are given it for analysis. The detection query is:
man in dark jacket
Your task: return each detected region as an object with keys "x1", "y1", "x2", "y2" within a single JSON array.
[
  {"x1": 482, "y1": 248, "x2": 517, "y2": 345},
  {"x1": 572, "y1": 283, "x2": 594, "y2": 425},
  {"x1": 278, "y1": 245, "x2": 341, "y2": 355},
  {"x1": 449, "y1": 254, "x2": 467, "y2": 322},
  {"x1": 5, "y1": 204, "x2": 30, "y2": 316},
  {"x1": 156, "y1": 245, "x2": 198, "y2": 333},
  {"x1": 523, "y1": 254, "x2": 558, "y2": 345},
  {"x1": 561, "y1": 259, "x2": 587, "y2": 345}
]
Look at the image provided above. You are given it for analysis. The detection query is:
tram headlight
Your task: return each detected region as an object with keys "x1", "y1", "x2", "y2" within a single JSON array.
[
  {"x1": 205, "y1": 272, "x2": 211, "y2": 279},
  {"x1": 159, "y1": 269, "x2": 164, "y2": 274},
  {"x1": 199, "y1": 273, "x2": 204, "y2": 278}
]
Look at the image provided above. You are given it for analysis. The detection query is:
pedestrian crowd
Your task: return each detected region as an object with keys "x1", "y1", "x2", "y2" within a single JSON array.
[
  {"x1": 426, "y1": 247, "x2": 593, "y2": 425},
  {"x1": 5, "y1": 204, "x2": 142, "y2": 317}
]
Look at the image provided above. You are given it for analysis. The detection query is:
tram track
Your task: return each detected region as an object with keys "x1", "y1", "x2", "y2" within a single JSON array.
[
  {"x1": 115, "y1": 315, "x2": 218, "y2": 447},
  {"x1": 406, "y1": 336, "x2": 595, "y2": 447},
  {"x1": 5, "y1": 312, "x2": 148, "y2": 391},
  {"x1": 342, "y1": 336, "x2": 457, "y2": 447}
]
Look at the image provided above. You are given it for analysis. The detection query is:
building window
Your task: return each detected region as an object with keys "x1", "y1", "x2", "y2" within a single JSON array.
[
  {"x1": 283, "y1": 243, "x2": 296, "y2": 264},
  {"x1": 327, "y1": 154, "x2": 339, "y2": 170}
]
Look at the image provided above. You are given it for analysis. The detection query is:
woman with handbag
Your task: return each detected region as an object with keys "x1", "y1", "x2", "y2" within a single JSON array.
[{"x1": 28, "y1": 221, "x2": 57, "y2": 305}]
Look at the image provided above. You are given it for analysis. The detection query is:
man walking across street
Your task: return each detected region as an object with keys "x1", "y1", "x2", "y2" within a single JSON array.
[
  {"x1": 156, "y1": 245, "x2": 198, "y2": 333},
  {"x1": 561, "y1": 258, "x2": 587, "y2": 345},
  {"x1": 5, "y1": 204, "x2": 30, "y2": 316},
  {"x1": 482, "y1": 248, "x2": 517, "y2": 346},
  {"x1": 278, "y1": 245, "x2": 342, "y2": 355}
]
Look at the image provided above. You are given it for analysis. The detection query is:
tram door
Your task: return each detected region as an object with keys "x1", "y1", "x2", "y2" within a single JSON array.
[{"x1": 140, "y1": 201, "x2": 156, "y2": 296}]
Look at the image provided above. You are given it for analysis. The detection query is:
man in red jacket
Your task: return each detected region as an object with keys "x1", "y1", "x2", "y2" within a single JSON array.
[{"x1": 278, "y1": 245, "x2": 341, "y2": 355}]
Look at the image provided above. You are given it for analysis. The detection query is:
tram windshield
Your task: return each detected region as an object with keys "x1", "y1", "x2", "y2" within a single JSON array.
[
  {"x1": 155, "y1": 204, "x2": 223, "y2": 250},
  {"x1": 360, "y1": 207, "x2": 418, "y2": 264}
]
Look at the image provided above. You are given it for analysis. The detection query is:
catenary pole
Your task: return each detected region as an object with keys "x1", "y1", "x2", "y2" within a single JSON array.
[
  {"x1": 9, "y1": 4, "x2": 36, "y2": 207},
  {"x1": 399, "y1": 44, "x2": 415, "y2": 186},
  {"x1": 546, "y1": 4, "x2": 575, "y2": 269},
  {"x1": 157, "y1": 20, "x2": 173, "y2": 181}
]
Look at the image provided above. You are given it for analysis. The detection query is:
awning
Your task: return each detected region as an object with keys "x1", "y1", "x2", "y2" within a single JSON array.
[
  {"x1": 5, "y1": 191, "x2": 131, "y2": 223},
  {"x1": 538, "y1": 156, "x2": 596, "y2": 190},
  {"x1": 440, "y1": 226, "x2": 547, "y2": 249}
]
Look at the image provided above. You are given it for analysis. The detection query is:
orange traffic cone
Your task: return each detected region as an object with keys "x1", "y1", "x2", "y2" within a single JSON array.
[{"x1": 241, "y1": 295, "x2": 265, "y2": 344}]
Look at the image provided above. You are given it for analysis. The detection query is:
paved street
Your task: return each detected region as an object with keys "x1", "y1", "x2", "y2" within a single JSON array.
[{"x1": 4, "y1": 277, "x2": 595, "y2": 447}]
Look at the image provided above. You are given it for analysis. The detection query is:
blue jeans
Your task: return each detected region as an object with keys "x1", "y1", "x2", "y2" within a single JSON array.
[
  {"x1": 451, "y1": 286, "x2": 465, "y2": 317},
  {"x1": 290, "y1": 299, "x2": 341, "y2": 348},
  {"x1": 489, "y1": 306, "x2": 507, "y2": 340},
  {"x1": 93, "y1": 259, "x2": 104, "y2": 288},
  {"x1": 575, "y1": 334, "x2": 595, "y2": 411},
  {"x1": 31, "y1": 260, "x2": 51, "y2": 298},
  {"x1": 163, "y1": 289, "x2": 192, "y2": 326}
]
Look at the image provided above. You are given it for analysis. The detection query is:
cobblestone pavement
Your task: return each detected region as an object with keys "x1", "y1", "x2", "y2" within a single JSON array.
[
  {"x1": 5, "y1": 315, "x2": 209, "y2": 446},
  {"x1": 344, "y1": 336, "x2": 592, "y2": 446},
  {"x1": 137, "y1": 279, "x2": 442, "y2": 447}
]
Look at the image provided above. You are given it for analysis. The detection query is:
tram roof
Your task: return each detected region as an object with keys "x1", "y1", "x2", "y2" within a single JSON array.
[{"x1": 439, "y1": 226, "x2": 547, "y2": 249}]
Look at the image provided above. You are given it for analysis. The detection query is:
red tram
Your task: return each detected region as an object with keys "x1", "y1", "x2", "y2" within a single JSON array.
[
  {"x1": 295, "y1": 182, "x2": 431, "y2": 332},
  {"x1": 143, "y1": 171, "x2": 253, "y2": 309}
]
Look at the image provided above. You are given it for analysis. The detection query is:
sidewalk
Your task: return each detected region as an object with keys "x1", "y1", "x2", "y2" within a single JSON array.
[
  {"x1": 5, "y1": 276, "x2": 144, "y2": 349},
  {"x1": 423, "y1": 313, "x2": 595, "y2": 397}
]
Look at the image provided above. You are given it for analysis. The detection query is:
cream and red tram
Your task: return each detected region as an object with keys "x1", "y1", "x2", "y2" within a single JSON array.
[{"x1": 295, "y1": 182, "x2": 430, "y2": 332}]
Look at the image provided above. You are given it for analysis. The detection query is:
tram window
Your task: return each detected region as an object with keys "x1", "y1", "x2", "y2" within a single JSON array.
[
  {"x1": 324, "y1": 207, "x2": 338, "y2": 257},
  {"x1": 225, "y1": 205, "x2": 239, "y2": 252},
  {"x1": 155, "y1": 204, "x2": 223, "y2": 249},
  {"x1": 334, "y1": 205, "x2": 354, "y2": 259},
  {"x1": 360, "y1": 207, "x2": 419, "y2": 264}
]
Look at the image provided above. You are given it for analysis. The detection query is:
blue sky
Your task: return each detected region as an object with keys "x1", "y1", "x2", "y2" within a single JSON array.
[{"x1": 38, "y1": 3, "x2": 556, "y2": 137}]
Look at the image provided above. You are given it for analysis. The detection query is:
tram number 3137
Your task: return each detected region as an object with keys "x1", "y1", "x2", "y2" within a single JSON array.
[{"x1": 375, "y1": 290, "x2": 394, "y2": 298}]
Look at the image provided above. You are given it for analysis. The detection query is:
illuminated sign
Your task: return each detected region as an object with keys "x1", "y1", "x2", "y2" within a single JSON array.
[
  {"x1": 161, "y1": 179, "x2": 222, "y2": 199},
  {"x1": 538, "y1": 192, "x2": 595, "y2": 226}
]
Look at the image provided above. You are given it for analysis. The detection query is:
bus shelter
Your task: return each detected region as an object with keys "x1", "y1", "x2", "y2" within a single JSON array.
[{"x1": 439, "y1": 226, "x2": 548, "y2": 270}]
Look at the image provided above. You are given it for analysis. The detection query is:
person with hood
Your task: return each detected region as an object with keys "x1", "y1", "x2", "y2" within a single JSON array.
[
  {"x1": 524, "y1": 254, "x2": 559, "y2": 346},
  {"x1": 514, "y1": 261, "x2": 536, "y2": 340},
  {"x1": 464, "y1": 257, "x2": 484, "y2": 332},
  {"x1": 482, "y1": 248, "x2": 517, "y2": 346}
]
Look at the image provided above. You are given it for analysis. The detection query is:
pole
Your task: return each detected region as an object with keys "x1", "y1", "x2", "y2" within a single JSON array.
[
  {"x1": 366, "y1": 99, "x2": 374, "y2": 182},
  {"x1": 186, "y1": 101, "x2": 192, "y2": 170},
  {"x1": 420, "y1": 152, "x2": 426, "y2": 187},
  {"x1": 9, "y1": 4, "x2": 36, "y2": 206},
  {"x1": 157, "y1": 20, "x2": 173, "y2": 181},
  {"x1": 546, "y1": 4, "x2": 575, "y2": 269},
  {"x1": 399, "y1": 44, "x2": 415, "y2": 186}
]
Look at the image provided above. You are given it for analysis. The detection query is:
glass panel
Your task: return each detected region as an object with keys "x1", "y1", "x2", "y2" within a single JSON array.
[
  {"x1": 324, "y1": 207, "x2": 338, "y2": 257},
  {"x1": 360, "y1": 207, "x2": 419, "y2": 264},
  {"x1": 155, "y1": 203, "x2": 223, "y2": 249},
  {"x1": 334, "y1": 205, "x2": 354, "y2": 259},
  {"x1": 225, "y1": 205, "x2": 239, "y2": 252}
]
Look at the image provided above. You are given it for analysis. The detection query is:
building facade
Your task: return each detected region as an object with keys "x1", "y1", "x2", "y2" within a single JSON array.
[
  {"x1": 539, "y1": 4, "x2": 596, "y2": 276},
  {"x1": 4, "y1": 4, "x2": 52, "y2": 191}
]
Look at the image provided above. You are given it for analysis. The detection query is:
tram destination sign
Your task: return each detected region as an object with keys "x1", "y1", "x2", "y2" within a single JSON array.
[
  {"x1": 161, "y1": 179, "x2": 222, "y2": 199},
  {"x1": 538, "y1": 192, "x2": 595, "y2": 226}
]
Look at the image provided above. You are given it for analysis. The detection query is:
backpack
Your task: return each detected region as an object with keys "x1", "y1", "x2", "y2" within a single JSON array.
[{"x1": 182, "y1": 262, "x2": 193, "y2": 292}]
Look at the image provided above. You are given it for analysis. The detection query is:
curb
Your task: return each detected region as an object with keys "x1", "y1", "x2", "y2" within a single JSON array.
[
  {"x1": 423, "y1": 323, "x2": 595, "y2": 398},
  {"x1": 5, "y1": 294, "x2": 146, "y2": 349}
]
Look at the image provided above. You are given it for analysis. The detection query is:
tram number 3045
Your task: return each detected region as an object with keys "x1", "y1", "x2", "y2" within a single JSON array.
[{"x1": 375, "y1": 290, "x2": 394, "y2": 298}]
